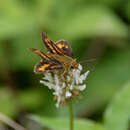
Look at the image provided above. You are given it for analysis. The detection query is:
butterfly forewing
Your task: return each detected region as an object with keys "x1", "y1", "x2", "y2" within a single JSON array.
[
  {"x1": 29, "y1": 48, "x2": 57, "y2": 63},
  {"x1": 29, "y1": 48, "x2": 51, "y2": 60},
  {"x1": 42, "y1": 32, "x2": 63, "y2": 55},
  {"x1": 42, "y1": 32, "x2": 73, "y2": 57}
]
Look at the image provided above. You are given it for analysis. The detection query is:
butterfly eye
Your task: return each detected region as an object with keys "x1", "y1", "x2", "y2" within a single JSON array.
[{"x1": 71, "y1": 66, "x2": 74, "y2": 69}]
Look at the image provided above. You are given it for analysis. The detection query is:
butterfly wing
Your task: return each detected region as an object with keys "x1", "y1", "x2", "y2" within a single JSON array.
[
  {"x1": 29, "y1": 48, "x2": 63, "y2": 73},
  {"x1": 34, "y1": 60, "x2": 63, "y2": 74},
  {"x1": 55, "y1": 40, "x2": 72, "y2": 57},
  {"x1": 29, "y1": 48, "x2": 58, "y2": 63},
  {"x1": 42, "y1": 32, "x2": 63, "y2": 55},
  {"x1": 29, "y1": 48, "x2": 49, "y2": 60},
  {"x1": 42, "y1": 32, "x2": 72, "y2": 57}
]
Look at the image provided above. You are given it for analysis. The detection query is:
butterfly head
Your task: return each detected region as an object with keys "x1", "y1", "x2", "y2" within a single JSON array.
[{"x1": 71, "y1": 59, "x2": 79, "y2": 69}]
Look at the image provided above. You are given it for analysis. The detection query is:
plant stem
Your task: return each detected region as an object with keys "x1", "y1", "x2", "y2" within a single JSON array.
[
  {"x1": 69, "y1": 100, "x2": 73, "y2": 130},
  {"x1": 0, "y1": 112, "x2": 26, "y2": 130}
]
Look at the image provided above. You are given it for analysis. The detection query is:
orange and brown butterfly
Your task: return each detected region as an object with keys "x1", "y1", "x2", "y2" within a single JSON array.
[{"x1": 29, "y1": 32, "x2": 79, "y2": 74}]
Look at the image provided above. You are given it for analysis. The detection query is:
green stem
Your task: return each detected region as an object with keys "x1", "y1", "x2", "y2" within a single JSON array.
[{"x1": 69, "y1": 100, "x2": 73, "y2": 130}]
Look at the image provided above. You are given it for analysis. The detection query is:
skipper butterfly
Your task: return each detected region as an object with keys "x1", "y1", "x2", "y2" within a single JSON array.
[{"x1": 29, "y1": 32, "x2": 79, "y2": 74}]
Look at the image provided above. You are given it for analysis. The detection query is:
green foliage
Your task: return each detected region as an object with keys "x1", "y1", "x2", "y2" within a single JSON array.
[
  {"x1": 60, "y1": 6, "x2": 128, "y2": 40},
  {"x1": 125, "y1": 1, "x2": 130, "y2": 21},
  {"x1": 31, "y1": 81, "x2": 130, "y2": 130},
  {"x1": 0, "y1": 88, "x2": 17, "y2": 117},
  {"x1": 31, "y1": 116, "x2": 103, "y2": 130},
  {"x1": 0, "y1": 0, "x2": 130, "y2": 129},
  {"x1": 18, "y1": 89, "x2": 45, "y2": 111},
  {"x1": 0, "y1": 0, "x2": 53, "y2": 38},
  {"x1": 0, "y1": 0, "x2": 128, "y2": 70},
  {"x1": 104, "y1": 82, "x2": 130, "y2": 130},
  {"x1": 75, "y1": 48, "x2": 130, "y2": 116}
]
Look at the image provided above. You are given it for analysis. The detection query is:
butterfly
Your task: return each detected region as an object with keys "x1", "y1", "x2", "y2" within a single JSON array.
[{"x1": 29, "y1": 32, "x2": 79, "y2": 74}]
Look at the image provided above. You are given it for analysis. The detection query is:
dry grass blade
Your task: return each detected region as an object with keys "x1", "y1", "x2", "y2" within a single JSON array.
[{"x1": 0, "y1": 112, "x2": 27, "y2": 130}]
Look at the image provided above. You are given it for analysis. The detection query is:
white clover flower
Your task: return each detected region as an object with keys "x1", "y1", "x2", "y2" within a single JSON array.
[{"x1": 40, "y1": 64, "x2": 89, "y2": 108}]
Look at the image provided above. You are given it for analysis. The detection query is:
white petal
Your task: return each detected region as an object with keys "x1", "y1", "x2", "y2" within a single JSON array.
[
  {"x1": 40, "y1": 80, "x2": 55, "y2": 89},
  {"x1": 53, "y1": 86, "x2": 63, "y2": 96},
  {"x1": 65, "y1": 91, "x2": 72, "y2": 98},
  {"x1": 62, "y1": 82, "x2": 66, "y2": 89},
  {"x1": 67, "y1": 76, "x2": 71, "y2": 82},
  {"x1": 55, "y1": 86, "x2": 61, "y2": 91},
  {"x1": 56, "y1": 103, "x2": 59, "y2": 108},
  {"x1": 70, "y1": 82, "x2": 74, "y2": 90},
  {"x1": 54, "y1": 74, "x2": 59, "y2": 87},
  {"x1": 70, "y1": 84, "x2": 73, "y2": 90},
  {"x1": 56, "y1": 95, "x2": 61, "y2": 108},
  {"x1": 43, "y1": 73, "x2": 52, "y2": 81},
  {"x1": 78, "y1": 84, "x2": 86, "y2": 91},
  {"x1": 56, "y1": 102, "x2": 60, "y2": 108},
  {"x1": 78, "y1": 64, "x2": 82, "y2": 71},
  {"x1": 73, "y1": 69, "x2": 81, "y2": 84},
  {"x1": 53, "y1": 91, "x2": 59, "y2": 96},
  {"x1": 78, "y1": 70, "x2": 90, "y2": 84}
]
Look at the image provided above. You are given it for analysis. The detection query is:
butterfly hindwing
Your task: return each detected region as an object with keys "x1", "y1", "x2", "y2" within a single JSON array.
[
  {"x1": 55, "y1": 40, "x2": 73, "y2": 57},
  {"x1": 34, "y1": 60, "x2": 63, "y2": 74}
]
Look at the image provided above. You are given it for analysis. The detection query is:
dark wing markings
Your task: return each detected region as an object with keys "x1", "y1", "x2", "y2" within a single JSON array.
[
  {"x1": 42, "y1": 32, "x2": 71, "y2": 56},
  {"x1": 34, "y1": 60, "x2": 63, "y2": 74}
]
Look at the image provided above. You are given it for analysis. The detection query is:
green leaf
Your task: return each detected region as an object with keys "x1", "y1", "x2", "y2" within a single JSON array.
[
  {"x1": 75, "y1": 48, "x2": 130, "y2": 117},
  {"x1": 0, "y1": 88, "x2": 17, "y2": 117},
  {"x1": 125, "y1": 1, "x2": 130, "y2": 21},
  {"x1": 59, "y1": 6, "x2": 128, "y2": 40},
  {"x1": 18, "y1": 89, "x2": 45, "y2": 111},
  {"x1": 31, "y1": 116, "x2": 104, "y2": 130},
  {"x1": 0, "y1": 0, "x2": 54, "y2": 39},
  {"x1": 104, "y1": 82, "x2": 130, "y2": 130}
]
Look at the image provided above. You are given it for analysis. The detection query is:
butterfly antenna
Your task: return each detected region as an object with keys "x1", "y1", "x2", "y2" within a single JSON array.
[
  {"x1": 29, "y1": 48, "x2": 37, "y2": 52},
  {"x1": 80, "y1": 58, "x2": 96, "y2": 64}
]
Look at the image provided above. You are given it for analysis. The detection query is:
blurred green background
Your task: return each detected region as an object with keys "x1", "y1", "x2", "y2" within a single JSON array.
[{"x1": 0, "y1": 0, "x2": 130, "y2": 129}]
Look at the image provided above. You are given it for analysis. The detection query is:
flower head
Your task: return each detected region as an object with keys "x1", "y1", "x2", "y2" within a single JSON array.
[
  {"x1": 29, "y1": 32, "x2": 90, "y2": 107},
  {"x1": 40, "y1": 64, "x2": 90, "y2": 108}
]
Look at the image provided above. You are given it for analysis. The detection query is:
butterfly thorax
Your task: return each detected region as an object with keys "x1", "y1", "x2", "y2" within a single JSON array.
[{"x1": 50, "y1": 54, "x2": 79, "y2": 69}]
